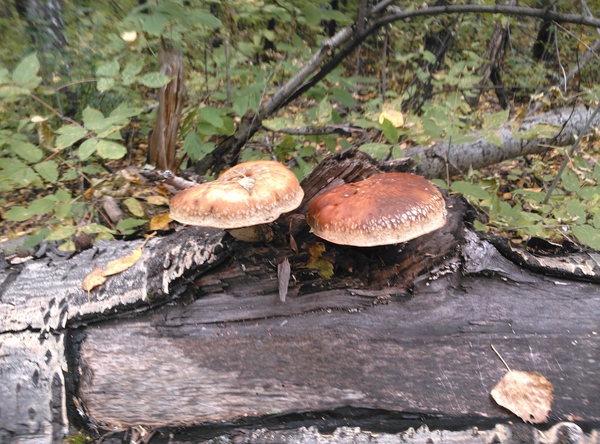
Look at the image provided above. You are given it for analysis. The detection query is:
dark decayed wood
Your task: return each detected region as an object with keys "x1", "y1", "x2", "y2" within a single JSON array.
[
  {"x1": 2, "y1": 149, "x2": 599, "y2": 443},
  {"x1": 74, "y1": 219, "x2": 600, "y2": 433}
]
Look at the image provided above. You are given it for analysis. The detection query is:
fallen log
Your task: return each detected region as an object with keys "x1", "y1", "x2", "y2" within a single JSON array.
[{"x1": 1, "y1": 150, "x2": 599, "y2": 443}]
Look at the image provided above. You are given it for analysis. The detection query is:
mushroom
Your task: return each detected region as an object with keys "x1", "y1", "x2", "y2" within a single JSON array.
[
  {"x1": 169, "y1": 160, "x2": 304, "y2": 241},
  {"x1": 306, "y1": 172, "x2": 446, "y2": 247}
]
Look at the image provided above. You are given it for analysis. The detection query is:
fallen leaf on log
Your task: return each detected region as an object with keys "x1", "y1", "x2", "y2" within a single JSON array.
[
  {"x1": 150, "y1": 213, "x2": 171, "y2": 231},
  {"x1": 304, "y1": 242, "x2": 334, "y2": 280},
  {"x1": 490, "y1": 370, "x2": 554, "y2": 423},
  {"x1": 277, "y1": 258, "x2": 291, "y2": 302},
  {"x1": 82, "y1": 265, "x2": 107, "y2": 293},
  {"x1": 102, "y1": 247, "x2": 143, "y2": 277}
]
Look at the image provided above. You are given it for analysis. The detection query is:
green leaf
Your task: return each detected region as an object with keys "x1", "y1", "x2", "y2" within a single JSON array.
[
  {"x1": 561, "y1": 168, "x2": 580, "y2": 192},
  {"x1": 28, "y1": 197, "x2": 55, "y2": 216},
  {"x1": 577, "y1": 186, "x2": 600, "y2": 202},
  {"x1": 55, "y1": 125, "x2": 89, "y2": 150},
  {"x1": 45, "y1": 226, "x2": 76, "y2": 241},
  {"x1": 263, "y1": 117, "x2": 295, "y2": 131},
  {"x1": 321, "y1": 9, "x2": 353, "y2": 24},
  {"x1": 11, "y1": 139, "x2": 43, "y2": 163},
  {"x1": 198, "y1": 107, "x2": 223, "y2": 128},
  {"x1": 0, "y1": 157, "x2": 42, "y2": 188},
  {"x1": 4, "y1": 206, "x2": 34, "y2": 221},
  {"x1": 481, "y1": 129, "x2": 503, "y2": 148},
  {"x1": 34, "y1": 161, "x2": 59, "y2": 183},
  {"x1": 293, "y1": 157, "x2": 313, "y2": 181},
  {"x1": 82, "y1": 107, "x2": 106, "y2": 130},
  {"x1": 97, "y1": 77, "x2": 115, "y2": 92},
  {"x1": 78, "y1": 138, "x2": 99, "y2": 160},
  {"x1": 572, "y1": 224, "x2": 600, "y2": 251},
  {"x1": 123, "y1": 197, "x2": 145, "y2": 217},
  {"x1": 473, "y1": 220, "x2": 489, "y2": 232},
  {"x1": 232, "y1": 95, "x2": 249, "y2": 117},
  {"x1": 193, "y1": 10, "x2": 222, "y2": 28},
  {"x1": 593, "y1": 161, "x2": 600, "y2": 182},
  {"x1": 0, "y1": 67, "x2": 9, "y2": 84},
  {"x1": 96, "y1": 59, "x2": 120, "y2": 77},
  {"x1": 12, "y1": 53, "x2": 41, "y2": 88},
  {"x1": 450, "y1": 181, "x2": 492, "y2": 201},
  {"x1": 565, "y1": 199, "x2": 586, "y2": 224},
  {"x1": 22, "y1": 228, "x2": 51, "y2": 249},
  {"x1": 54, "y1": 188, "x2": 71, "y2": 202},
  {"x1": 358, "y1": 143, "x2": 391, "y2": 159},
  {"x1": 316, "y1": 97, "x2": 332, "y2": 127},
  {"x1": 110, "y1": 103, "x2": 141, "y2": 119},
  {"x1": 0, "y1": 85, "x2": 30, "y2": 97},
  {"x1": 116, "y1": 218, "x2": 148, "y2": 233},
  {"x1": 183, "y1": 131, "x2": 214, "y2": 162},
  {"x1": 329, "y1": 87, "x2": 356, "y2": 107},
  {"x1": 54, "y1": 203, "x2": 72, "y2": 219},
  {"x1": 138, "y1": 72, "x2": 170, "y2": 88},
  {"x1": 514, "y1": 123, "x2": 560, "y2": 140},
  {"x1": 96, "y1": 140, "x2": 127, "y2": 159},
  {"x1": 594, "y1": 210, "x2": 600, "y2": 229},
  {"x1": 482, "y1": 109, "x2": 509, "y2": 130},
  {"x1": 303, "y1": 5, "x2": 322, "y2": 26},
  {"x1": 122, "y1": 59, "x2": 145, "y2": 85},
  {"x1": 381, "y1": 118, "x2": 399, "y2": 144},
  {"x1": 142, "y1": 13, "x2": 168, "y2": 36}
]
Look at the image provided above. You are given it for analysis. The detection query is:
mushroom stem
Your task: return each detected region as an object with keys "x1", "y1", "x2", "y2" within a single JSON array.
[{"x1": 226, "y1": 224, "x2": 274, "y2": 242}]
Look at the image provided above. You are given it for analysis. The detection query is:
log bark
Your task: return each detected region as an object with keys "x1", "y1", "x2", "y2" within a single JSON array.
[
  {"x1": 1, "y1": 151, "x2": 600, "y2": 443},
  {"x1": 74, "y1": 231, "x2": 600, "y2": 435}
]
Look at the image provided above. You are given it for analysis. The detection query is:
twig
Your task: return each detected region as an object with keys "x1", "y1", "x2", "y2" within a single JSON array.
[
  {"x1": 265, "y1": 124, "x2": 365, "y2": 136},
  {"x1": 491, "y1": 344, "x2": 512, "y2": 372}
]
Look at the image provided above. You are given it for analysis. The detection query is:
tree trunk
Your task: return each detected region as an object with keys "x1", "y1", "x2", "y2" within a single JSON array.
[
  {"x1": 15, "y1": 0, "x2": 67, "y2": 53},
  {"x1": 467, "y1": 2, "x2": 512, "y2": 109},
  {"x1": 148, "y1": 40, "x2": 186, "y2": 171}
]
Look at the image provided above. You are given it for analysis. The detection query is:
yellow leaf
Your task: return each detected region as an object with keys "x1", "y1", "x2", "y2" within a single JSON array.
[
  {"x1": 491, "y1": 370, "x2": 554, "y2": 423},
  {"x1": 146, "y1": 195, "x2": 170, "y2": 206},
  {"x1": 82, "y1": 265, "x2": 107, "y2": 292},
  {"x1": 102, "y1": 247, "x2": 143, "y2": 277},
  {"x1": 150, "y1": 213, "x2": 171, "y2": 231},
  {"x1": 379, "y1": 100, "x2": 404, "y2": 127}
]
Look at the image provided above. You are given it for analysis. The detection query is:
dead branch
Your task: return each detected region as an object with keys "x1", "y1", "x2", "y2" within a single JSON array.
[{"x1": 200, "y1": 2, "x2": 600, "y2": 175}]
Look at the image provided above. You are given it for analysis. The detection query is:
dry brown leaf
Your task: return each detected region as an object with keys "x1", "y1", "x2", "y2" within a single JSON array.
[
  {"x1": 277, "y1": 258, "x2": 291, "y2": 303},
  {"x1": 490, "y1": 370, "x2": 554, "y2": 423},
  {"x1": 150, "y1": 213, "x2": 171, "y2": 231},
  {"x1": 102, "y1": 247, "x2": 143, "y2": 277},
  {"x1": 82, "y1": 265, "x2": 107, "y2": 292}
]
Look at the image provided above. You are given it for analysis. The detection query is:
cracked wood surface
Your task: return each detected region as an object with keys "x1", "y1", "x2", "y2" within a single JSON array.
[
  {"x1": 74, "y1": 231, "x2": 600, "y2": 434},
  {"x1": 1, "y1": 150, "x2": 599, "y2": 443}
]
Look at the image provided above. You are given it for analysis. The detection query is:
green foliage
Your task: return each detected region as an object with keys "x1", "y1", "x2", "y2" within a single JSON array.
[
  {"x1": 1, "y1": 0, "x2": 599, "y2": 255},
  {"x1": 451, "y1": 156, "x2": 600, "y2": 252}
]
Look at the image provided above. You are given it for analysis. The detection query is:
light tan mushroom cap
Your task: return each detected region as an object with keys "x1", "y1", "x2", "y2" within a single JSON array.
[
  {"x1": 170, "y1": 161, "x2": 304, "y2": 229},
  {"x1": 306, "y1": 173, "x2": 446, "y2": 247}
]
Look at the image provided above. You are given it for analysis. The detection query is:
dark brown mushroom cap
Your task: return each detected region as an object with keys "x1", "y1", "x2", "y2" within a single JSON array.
[
  {"x1": 170, "y1": 161, "x2": 304, "y2": 229},
  {"x1": 306, "y1": 173, "x2": 446, "y2": 247}
]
